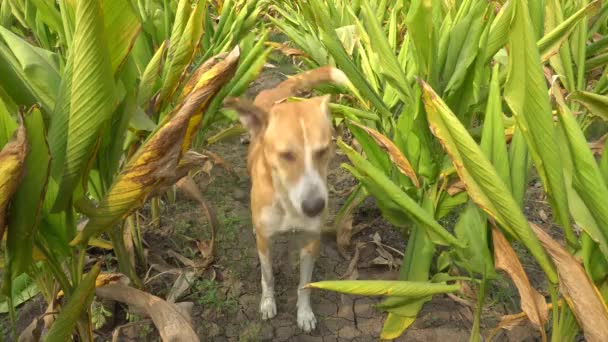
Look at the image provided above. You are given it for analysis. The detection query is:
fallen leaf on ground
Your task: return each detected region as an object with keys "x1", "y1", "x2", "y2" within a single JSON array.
[
  {"x1": 96, "y1": 283, "x2": 198, "y2": 341},
  {"x1": 531, "y1": 223, "x2": 608, "y2": 342},
  {"x1": 492, "y1": 227, "x2": 548, "y2": 341},
  {"x1": 487, "y1": 302, "x2": 559, "y2": 341}
]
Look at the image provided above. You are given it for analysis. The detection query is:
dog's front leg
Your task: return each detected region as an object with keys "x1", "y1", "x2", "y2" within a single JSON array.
[
  {"x1": 297, "y1": 236, "x2": 320, "y2": 332},
  {"x1": 256, "y1": 232, "x2": 277, "y2": 320}
]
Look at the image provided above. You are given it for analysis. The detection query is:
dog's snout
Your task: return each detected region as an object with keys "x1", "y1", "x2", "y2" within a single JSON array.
[{"x1": 302, "y1": 197, "x2": 325, "y2": 217}]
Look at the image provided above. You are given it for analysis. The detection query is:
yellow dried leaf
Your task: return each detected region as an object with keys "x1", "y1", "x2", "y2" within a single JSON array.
[
  {"x1": 70, "y1": 47, "x2": 240, "y2": 245},
  {"x1": 350, "y1": 121, "x2": 420, "y2": 188},
  {"x1": 0, "y1": 117, "x2": 27, "y2": 239},
  {"x1": 492, "y1": 227, "x2": 548, "y2": 341},
  {"x1": 531, "y1": 223, "x2": 608, "y2": 342}
]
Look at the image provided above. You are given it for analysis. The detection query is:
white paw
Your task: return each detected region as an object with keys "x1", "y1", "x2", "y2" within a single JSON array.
[
  {"x1": 297, "y1": 307, "x2": 317, "y2": 332},
  {"x1": 260, "y1": 296, "x2": 277, "y2": 320}
]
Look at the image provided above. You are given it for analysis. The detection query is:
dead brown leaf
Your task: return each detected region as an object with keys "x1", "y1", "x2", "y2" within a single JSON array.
[
  {"x1": 336, "y1": 214, "x2": 354, "y2": 259},
  {"x1": 0, "y1": 113, "x2": 27, "y2": 239},
  {"x1": 487, "y1": 302, "x2": 559, "y2": 341},
  {"x1": 96, "y1": 283, "x2": 198, "y2": 342},
  {"x1": 447, "y1": 179, "x2": 466, "y2": 196},
  {"x1": 265, "y1": 41, "x2": 309, "y2": 58},
  {"x1": 350, "y1": 121, "x2": 420, "y2": 188},
  {"x1": 340, "y1": 242, "x2": 364, "y2": 280},
  {"x1": 530, "y1": 223, "x2": 608, "y2": 342},
  {"x1": 492, "y1": 227, "x2": 548, "y2": 341},
  {"x1": 589, "y1": 134, "x2": 607, "y2": 156}
]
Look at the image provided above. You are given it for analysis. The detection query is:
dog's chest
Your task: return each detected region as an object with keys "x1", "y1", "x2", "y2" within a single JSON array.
[{"x1": 260, "y1": 202, "x2": 321, "y2": 235}]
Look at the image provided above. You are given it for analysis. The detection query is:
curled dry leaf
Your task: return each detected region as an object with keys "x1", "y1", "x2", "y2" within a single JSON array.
[
  {"x1": 492, "y1": 227, "x2": 548, "y2": 341},
  {"x1": 589, "y1": 134, "x2": 607, "y2": 156},
  {"x1": 446, "y1": 179, "x2": 466, "y2": 196},
  {"x1": 530, "y1": 223, "x2": 608, "y2": 342},
  {"x1": 71, "y1": 47, "x2": 240, "y2": 245},
  {"x1": 487, "y1": 302, "x2": 560, "y2": 341},
  {"x1": 265, "y1": 41, "x2": 309, "y2": 58},
  {"x1": 349, "y1": 121, "x2": 420, "y2": 188},
  {"x1": 96, "y1": 283, "x2": 198, "y2": 342},
  {"x1": 56, "y1": 273, "x2": 128, "y2": 299},
  {"x1": 0, "y1": 115, "x2": 27, "y2": 238}
]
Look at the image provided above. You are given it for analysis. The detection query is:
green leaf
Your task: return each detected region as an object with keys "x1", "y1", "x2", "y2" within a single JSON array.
[
  {"x1": 6, "y1": 107, "x2": 50, "y2": 280},
  {"x1": 420, "y1": 79, "x2": 558, "y2": 284},
  {"x1": 54, "y1": 0, "x2": 117, "y2": 211},
  {"x1": 537, "y1": 0, "x2": 601, "y2": 62},
  {"x1": 0, "y1": 98, "x2": 16, "y2": 147},
  {"x1": 103, "y1": 0, "x2": 142, "y2": 72},
  {"x1": 0, "y1": 26, "x2": 61, "y2": 112},
  {"x1": 504, "y1": 0, "x2": 574, "y2": 248},
  {"x1": 45, "y1": 262, "x2": 101, "y2": 341},
  {"x1": 306, "y1": 280, "x2": 460, "y2": 297},
  {"x1": 138, "y1": 40, "x2": 167, "y2": 106},
  {"x1": 569, "y1": 91, "x2": 608, "y2": 121},
  {"x1": 0, "y1": 273, "x2": 39, "y2": 313},
  {"x1": 158, "y1": 2, "x2": 204, "y2": 107},
  {"x1": 338, "y1": 139, "x2": 462, "y2": 247},
  {"x1": 485, "y1": 1, "x2": 513, "y2": 62},
  {"x1": 554, "y1": 85, "x2": 608, "y2": 257},
  {"x1": 480, "y1": 64, "x2": 510, "y2": 188}
]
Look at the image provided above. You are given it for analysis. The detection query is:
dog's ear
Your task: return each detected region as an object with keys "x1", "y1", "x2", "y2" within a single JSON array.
[{"x1": 223, "y1": 97, "x2": 267, "y2": 136}]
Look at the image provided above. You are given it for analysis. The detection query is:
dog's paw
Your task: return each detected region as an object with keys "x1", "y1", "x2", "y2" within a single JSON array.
[
  {"x1": 260, "y1": 296, "x2": 277, "y2": 320},
  {"x1": 297, "y1": 307, "x2": 317, "y2": 332}
]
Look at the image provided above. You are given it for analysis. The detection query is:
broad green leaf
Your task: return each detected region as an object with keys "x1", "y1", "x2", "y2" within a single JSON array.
[
  {"x1": 442, "y1": 1, "x2": 487, "y2": 95},
  {"x1": 545, "y1": 0, "x2": 576, "y2": 91},
  {"x1": 569, "y1": 91, "x2": 608, "y2": 121},
  {"x1": 504, "y1": 0, "x2": 574, "y2": 248},
  {"x1": 480, "y1": 64, "x2": 510, "y2": 188},
  {"x1": 405, "y1": 0, "x2": 439, "y2": 82},
  {"x1": 508, "y1": 128, "x2": 531, "y2": 209},
  {"x1": 554, "y1": 85, "x2": 608, "y2": 257},
  {"x1": 137, "y1": 40, "x2": 167, "y2": 106},
  {"x1": 45, "y1": 262, "x2": 101, "y2": 341},
  {"x1": 6, "y1": 107, "x2": 50, "y2": 280},
  {"x1": 0, "y1": 97, "x2": 16, "y2": 147},
  {"x1": 381, "y1": 313, "x2": 415, "y2": 339},
  {"x1": 360, "y1": 1, "x2": 413, "y2": 103},
  {"x1": 420, "y1": 80, "x2": 558, "y2": 284},
  {"x1": 537, "y1": 1, "x2": 600, "y2": 62},
  {"x1": 0, "y1": 26, "x2": 61, "y2": 112},
  {"x1": 485, "y1": 1, "x2": 513, "y2": 62},
  {"x1": 338, "y1": 139, "x2": 462, "y2": 247},
  {"x1": 306, "y1": 280, "x2": 460, "y2": 297},
  {"x1": 54, "y1": 0, "x2": 117, "y2": 211},
  {"x1": 454, "y1": 202, "x2": 495, "y2": 277},
  {"x1": 103, "y1": 0, "x2": 142, "y2": 72},
  {"x1": 0, "y1": 273, "x2": 39, "y2": 313},
  {"x1": 158, "y1": 2, "x2": 204, "y2": 108}
]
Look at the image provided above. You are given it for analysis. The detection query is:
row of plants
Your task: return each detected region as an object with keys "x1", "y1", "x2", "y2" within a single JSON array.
[
  {"x1": 0, "y1": 0, "x2": 271, "y2": 339},
  {"x1": 273, "y1": 0, "x2": 608, "y2": 340}
]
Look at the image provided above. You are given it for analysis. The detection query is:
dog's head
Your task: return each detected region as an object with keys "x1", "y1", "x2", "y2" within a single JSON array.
[
  {"x1": 224, "y1": 66, "x2": 349, "y2": 217},
  {"x1": 225, "y1": 96, "x2": 333, "y2": 217}
]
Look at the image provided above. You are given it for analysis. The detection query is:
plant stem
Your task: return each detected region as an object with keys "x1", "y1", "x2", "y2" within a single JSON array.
[
  {"x1": 110, "y1": 224, "x2": 143, "y2": 288},
  {"x1": 549, "y1": 284, "x2": 560, "y2": 342},
  {"x1": 470, "y1": 277, "x2": 486, "y2": 342}
]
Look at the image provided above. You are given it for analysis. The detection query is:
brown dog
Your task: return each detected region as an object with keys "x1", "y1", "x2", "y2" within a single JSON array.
[{"x1": 224, "y1": 66, "x2": 349, "y2": 332}]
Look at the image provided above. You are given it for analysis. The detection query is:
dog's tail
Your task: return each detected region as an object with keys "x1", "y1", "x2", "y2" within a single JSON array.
[{"x1": 253, "y1": 66, "x2": 350, "y2": 110}]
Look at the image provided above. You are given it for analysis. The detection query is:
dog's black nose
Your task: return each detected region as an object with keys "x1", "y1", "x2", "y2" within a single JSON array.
[{"x1": 302, "y1": 197, "x2": 326, "y2": 217}]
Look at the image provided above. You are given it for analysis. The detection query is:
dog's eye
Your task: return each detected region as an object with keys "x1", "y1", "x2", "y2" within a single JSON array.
[
  {"x1": 279, "y1": 151, "x2": 296, "y2": 162},
  {"x1": 315, "y1": 147, "x2": 329, "y2": 158}
]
